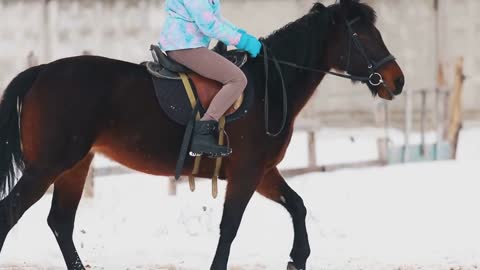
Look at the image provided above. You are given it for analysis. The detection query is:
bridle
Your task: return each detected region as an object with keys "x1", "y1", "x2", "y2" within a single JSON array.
[
  {"x1": 343, "y1": 17, "x2": 396, "y2": 89},
  {"x1": 259, "y1": 16, "x2": 397, "y2": 137}
]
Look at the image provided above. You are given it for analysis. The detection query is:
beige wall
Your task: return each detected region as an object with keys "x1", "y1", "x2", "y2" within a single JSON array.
[{"x1": 0, "y1": 0, "x2": 479, "y2": 127}]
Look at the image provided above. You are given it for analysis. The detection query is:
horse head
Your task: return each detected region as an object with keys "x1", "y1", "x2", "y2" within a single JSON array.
[{"x1": 324, "y1": 0, "x2": 405, "y2": 100}]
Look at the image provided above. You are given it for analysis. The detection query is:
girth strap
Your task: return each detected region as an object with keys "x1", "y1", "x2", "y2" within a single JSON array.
[
  {"x1": 212, "y1": 116, "x2": 226, "y2": 199},
  {"x1": 177, "y1": 73, "x2": 223, "y2": 198},
  {"x1": 174, "y1": 103, "x2": 198, "y2": 182},
  {"x1": 178, "y1": 73, "x2": 201, "y2": 192},
  {"x1": 180, "y1": 73, "x2": 197, "y2": 109}
]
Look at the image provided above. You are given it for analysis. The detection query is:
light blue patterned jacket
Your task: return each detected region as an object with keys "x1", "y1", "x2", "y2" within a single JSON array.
[{"x1": 159, "y1": 0, "x2": 242, "y2": 51}]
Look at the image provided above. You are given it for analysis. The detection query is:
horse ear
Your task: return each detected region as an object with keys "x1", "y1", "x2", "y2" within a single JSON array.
[{"x1": 310, "y1": 2, "x2": 326, "y2": 13}]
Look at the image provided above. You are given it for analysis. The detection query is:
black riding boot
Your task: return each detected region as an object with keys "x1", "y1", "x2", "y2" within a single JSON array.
[{"x1": 190, "y1": 120, "x2": 232, "y2": 158}]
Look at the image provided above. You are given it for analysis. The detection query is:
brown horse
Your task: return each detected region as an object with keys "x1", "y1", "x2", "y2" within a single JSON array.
[{"x1": 0, "y1": 1, "x2": 404, "y2": 269}]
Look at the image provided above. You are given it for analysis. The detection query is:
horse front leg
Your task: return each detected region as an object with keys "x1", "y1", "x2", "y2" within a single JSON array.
[
  {"x1": 210, "y1": 166, "x2": 264, "y2": 270},
  {"x1": 257, "y1": 167, "x2": 310, "y2": 270}
]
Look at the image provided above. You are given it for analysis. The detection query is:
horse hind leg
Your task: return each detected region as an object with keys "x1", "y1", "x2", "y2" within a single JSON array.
[
  {"x1": 256, "y1": 167, "x2": 310, "y2": 270},
  {"x1": 0, "y1": 167, "x2": 61, "y2": 252},
  {"x1": 47, "y1": 153, "x2": 94, "y2": 270}
]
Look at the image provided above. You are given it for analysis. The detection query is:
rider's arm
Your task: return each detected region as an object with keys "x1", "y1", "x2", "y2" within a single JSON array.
[{"x1": 183, "y1": 0, "x2": 241, "y2": 46}]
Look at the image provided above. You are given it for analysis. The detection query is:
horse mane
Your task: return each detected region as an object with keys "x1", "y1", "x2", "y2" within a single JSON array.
[
  {"x1": 327, "y1": 1, "x2": 377, "y2": 24},
  {"x1": 262, "y1": 1, "x2": 377, "y2": 61},
  {"x1": 262, "y1": 3, "x2": 330, "y2": 68},
  {"x1": 259, "y1": 3, "x2": 331, "y2": 95},
  {"x1": 254, "y1": 1, "x2": 378, "y2": 115}
]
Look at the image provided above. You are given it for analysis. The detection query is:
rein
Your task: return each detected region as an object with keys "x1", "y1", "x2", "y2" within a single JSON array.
[
  {"x1": 261, "y1": 45, "x2": 288, "y2": 137},
  {"x1": 258, "y1": 17, "x2": 396, "y2": 137},
  {"x1": 260, "y1": 49, "x2": 385, "y2": 84}
]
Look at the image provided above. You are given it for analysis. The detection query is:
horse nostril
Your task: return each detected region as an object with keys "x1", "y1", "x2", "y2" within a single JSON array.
[{"x1": 394, "y1": 76, "x2": 405, "y2": 92}]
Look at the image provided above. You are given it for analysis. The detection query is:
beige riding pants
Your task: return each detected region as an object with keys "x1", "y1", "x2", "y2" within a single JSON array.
[{"x1": 167, "y1": 47, "x2": 247, "y2": 121}]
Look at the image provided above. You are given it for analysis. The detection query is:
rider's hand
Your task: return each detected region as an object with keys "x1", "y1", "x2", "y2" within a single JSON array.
[{"x1": 237, "y1": 32, "x2": 262, "y2": 58}]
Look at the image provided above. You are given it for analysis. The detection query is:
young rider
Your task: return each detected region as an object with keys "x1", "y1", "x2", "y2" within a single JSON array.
[{"x1": 159, "y1": 0, "x2": 261, "y2": 157}]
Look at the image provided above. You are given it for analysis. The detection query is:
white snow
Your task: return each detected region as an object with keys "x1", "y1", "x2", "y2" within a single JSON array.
[{"x1": 1, "y1": 128, "x2": 480, "y2": 270}]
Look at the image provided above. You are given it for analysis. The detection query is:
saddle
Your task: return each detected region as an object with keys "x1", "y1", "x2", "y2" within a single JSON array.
[
  {"x1": 144, "y1": 43, "x2": 253, "y2": 125},
  {"x1": 143, "y1": 43, "x2": 253, "y2": 198}
]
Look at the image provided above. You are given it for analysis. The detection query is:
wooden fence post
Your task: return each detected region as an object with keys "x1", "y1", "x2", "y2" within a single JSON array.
[
  {"x1": 43, "y1": 0, "x2": 52, "y2": 62},
  {"x1": 83, "y1": 166, "x2": 95, "y2": 198},
  {"x1": 168, "y1": 177, "x2": 177, "y2": 196},
  {"x1": 420, "y1": 90, "x2": 427, "y2": 156},
  {"x1": 307, "y1": 131, "x2": 316, "y2": 169},
  {"x1": 27, "y1": 51, "x2": 38, "y2": 67},
  {"x1": 448, "y1": 57, "x2": 465, "y2": 158},
  {"x1": 375, "y1": 101, "x2": 389, "y2": 163},
  {"x1": 403, "y1": 89, "x2": 412, "y2": 162}
]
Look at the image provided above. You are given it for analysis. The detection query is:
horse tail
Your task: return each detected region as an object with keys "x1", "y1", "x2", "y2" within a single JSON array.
[{"x1": 0, "y1": 65, "x2": 44, "y2": 198}]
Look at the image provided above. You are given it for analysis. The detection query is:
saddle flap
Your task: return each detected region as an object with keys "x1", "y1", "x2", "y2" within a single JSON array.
[
  {"x1": 150, "y1": 72, "x2": 253, "y2": 126},
  {"x1": 189, "y1": 74, "x2": 243, "y2": 116},
  {"x1": 146, "y1": 45, "x2": 252, "y2": 125}
]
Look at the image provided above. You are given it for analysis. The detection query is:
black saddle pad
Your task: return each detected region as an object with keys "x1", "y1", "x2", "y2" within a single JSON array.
[{"x1": 151, "y1": 71, "x2": 254, "y2": 126}]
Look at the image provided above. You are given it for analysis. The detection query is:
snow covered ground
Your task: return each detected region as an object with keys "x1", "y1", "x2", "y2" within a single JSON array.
[{"x1": 1, "y1": 128, "x2": 480, "y2": 270}]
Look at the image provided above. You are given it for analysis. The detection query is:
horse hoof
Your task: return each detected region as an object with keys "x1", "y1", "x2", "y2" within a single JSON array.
[{"x1": 287, "y1": 262, "x2": 302, "y2": 270}]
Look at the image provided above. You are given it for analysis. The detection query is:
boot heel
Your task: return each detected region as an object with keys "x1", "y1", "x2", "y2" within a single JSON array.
[
  {"x1": 189, "y1": 151, "x2": 203, "y2": 157},
  {"x1": 190, "y1": 120, "x2": 232, "y2": 158}
]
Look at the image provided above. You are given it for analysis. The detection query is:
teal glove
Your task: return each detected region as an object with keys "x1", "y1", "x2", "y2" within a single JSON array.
[
  {"x1": 237, "y1": 28, "x2": 247, "y2": 35},
  {"x1": 237, "y1": 33, "x2": 262, "y2": 58}
]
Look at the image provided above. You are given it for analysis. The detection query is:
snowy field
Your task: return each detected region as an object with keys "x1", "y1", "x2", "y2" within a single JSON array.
[{"x1": 1, "y1": 128, "x2": 480, "y2": 270}]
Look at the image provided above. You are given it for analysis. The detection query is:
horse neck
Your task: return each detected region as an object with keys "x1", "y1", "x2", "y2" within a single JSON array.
[{"x1": 257, "y1": 11, "x2": 333, "y2": 120}]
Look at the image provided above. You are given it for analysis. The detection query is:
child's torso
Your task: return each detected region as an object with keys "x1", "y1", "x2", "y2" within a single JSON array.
[{"x1": 165, "y1": 0, "x2": 220, "y2": 21}]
